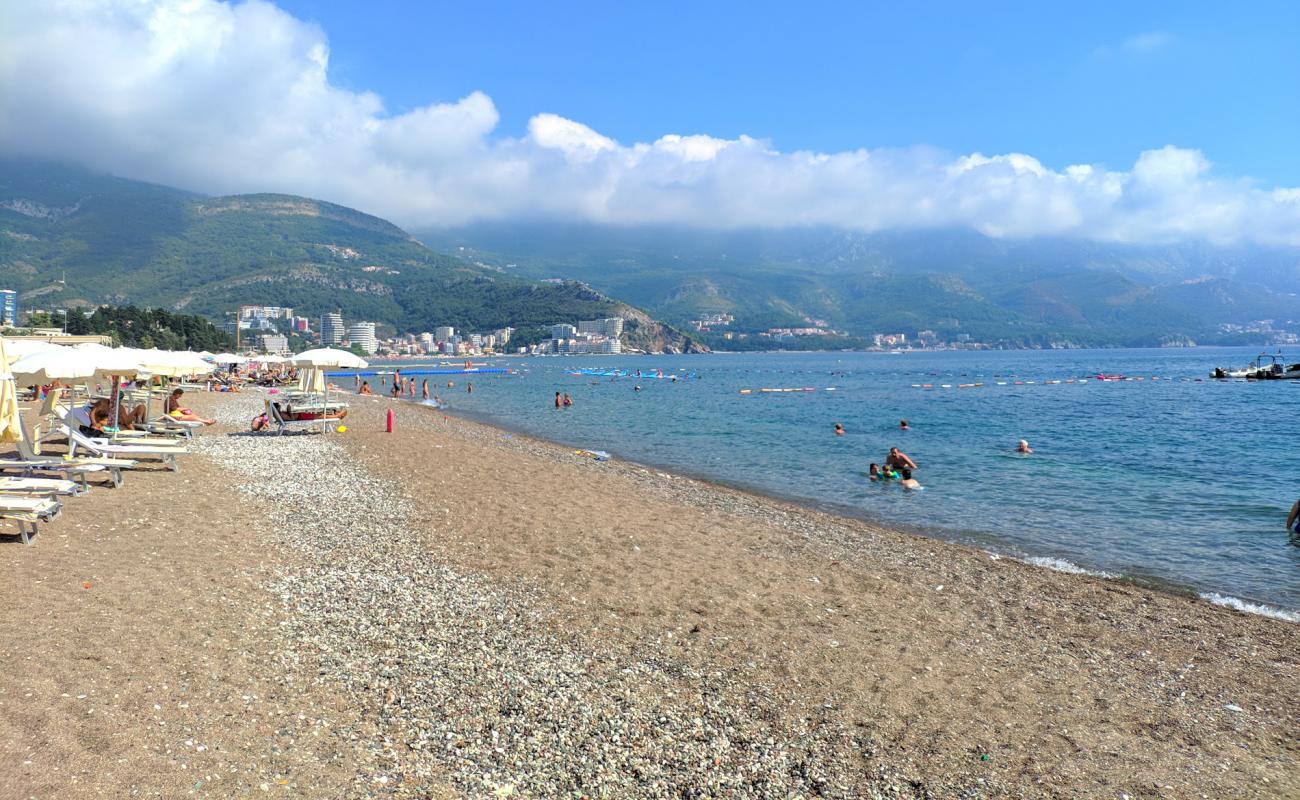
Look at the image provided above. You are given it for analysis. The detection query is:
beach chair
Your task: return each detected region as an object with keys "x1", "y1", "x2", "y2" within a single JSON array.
[
  {"x1": 0, "y1": 459, "x2": 110, "y2": 489},
  {"x1": 0, "y1": 476, "x2": 83, "y2": 497},
  {"x1": 63, "y1": 426, "x2": 188, "y2": 472},
  {"x1": 265, "y1": 399, "x2": 338, "y2": 436},
  {"x1": 0, "y1": 495, "x2": 62, "y2": 545}
]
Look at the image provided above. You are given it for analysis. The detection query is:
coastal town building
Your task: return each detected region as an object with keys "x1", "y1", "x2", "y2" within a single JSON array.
[
  {"x1": 346, "y1": 322, "x2": 378, "y2": 355},
  {"x1": 320, "y1": 312, "x2": 345, "y2": 345},
  {"x1": 258, "y1": 333, "x2": 290, "y2": 355},
  {"x1": 577, "y1": 317, "x2": 624, "y2": 338},
  {"x1": 434, "y1": 326, "x2": 455, "y2": 342},
  {"x1": 0, "y1": 290, "x2": 17, "y2": 328}
]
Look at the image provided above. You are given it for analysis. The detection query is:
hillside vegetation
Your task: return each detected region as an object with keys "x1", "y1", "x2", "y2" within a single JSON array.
[
  {"x1": 420, "y1": 223, "x2": 1300, "y2": 347},
  {"x1": 0, "y1": 160, "x2": 703, "y2": 353}
]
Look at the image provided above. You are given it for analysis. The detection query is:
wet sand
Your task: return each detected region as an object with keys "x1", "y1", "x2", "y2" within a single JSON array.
[{"x1": 1, "y1": 390, "x2": 1296, "y2": 798}]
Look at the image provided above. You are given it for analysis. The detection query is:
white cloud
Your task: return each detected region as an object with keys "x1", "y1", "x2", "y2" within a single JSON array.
[{"x1": 1, "y1": 0, "x2": 1296, "y2": 246}]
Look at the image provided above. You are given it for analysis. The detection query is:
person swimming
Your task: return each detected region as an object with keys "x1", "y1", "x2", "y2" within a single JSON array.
[
  {"x1": 899, "y1": 419, "x2": 909, "y2": 430},
  {"x1": 885, "y1": 447, "x2": 917, "y2": 471},
  {"x1": 1016, "y1": 439, "x2": 1033, "y2": 454},
  {"x1": 898, "y1": 468, "x2": 922, "y2": 490},
  {"x1": 1288, "y1": 499, "x2": 1300, "y2": 534},
  {"x1": 834, "y1": 422, "x2": 845, "y2": 436},
  {"x1": 868, "y1": 463, "x2": 881, "y2": 481}
]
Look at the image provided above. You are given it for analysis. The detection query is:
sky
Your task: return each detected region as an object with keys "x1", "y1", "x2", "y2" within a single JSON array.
[{"x1": 2, "y1": 0, "x2": 1299, "y2": 244}]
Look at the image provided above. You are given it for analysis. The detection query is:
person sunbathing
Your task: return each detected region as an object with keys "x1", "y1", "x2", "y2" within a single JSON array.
[{"x1": 165, "y1": 389, "x2": 216, "y2": 425}]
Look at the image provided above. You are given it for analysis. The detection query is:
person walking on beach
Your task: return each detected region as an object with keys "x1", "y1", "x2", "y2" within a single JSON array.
[
  {"x1": 390, "y1": 380, "x2": 401, "y2": 398},
  {"x1": 354, "y1": 374, "x2": 359, "y2": 388},
  {"x1": 422, "y1": 379, "x2": 429, "y2": 399},
  {"x1": 885, "y1": 447, "x2": 917, "y2": 472}
]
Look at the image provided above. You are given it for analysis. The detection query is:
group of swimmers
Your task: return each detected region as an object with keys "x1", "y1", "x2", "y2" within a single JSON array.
[
  {"x1": 868, "y1": 447, "x2": 921, "y2": 489},
  {"x1": 554, "y1": 391, "x2": 573, "y2": 408}
]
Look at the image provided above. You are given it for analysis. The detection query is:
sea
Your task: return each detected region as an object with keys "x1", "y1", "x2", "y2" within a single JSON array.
[{"x1": 342, "y1": 346, "x2": 1300, "y2": 620}]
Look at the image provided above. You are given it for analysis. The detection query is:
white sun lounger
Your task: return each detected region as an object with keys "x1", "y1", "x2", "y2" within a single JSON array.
[
  {"x1": 0, "y1": 495, "x2": 62, "y2": 545},
  {"x1": 0, "y1": 476, "x2": 83, "y2": 496},
  {"x1": 265, "y1": 399, "x2": 339, "y2": 436},
  {"x1": 0, "y1": 459, "x2": 111, "y2": 489},
  {"x1": 63, "y1": 427, "x2": 188, "y2": 472}
]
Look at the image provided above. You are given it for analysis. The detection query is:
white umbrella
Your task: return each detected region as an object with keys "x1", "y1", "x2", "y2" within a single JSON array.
[
  {"x1": 0, "y1": 338, "x2": 65, "y2": 365},
  {"x1": 252, "y1": 354, "x2": 286, "y2": 364},
  {"x1": 75, "y1": 343, "x2": 144, "y2": 378},
  {"x1": 136, "y1": 349, "x2": 214, "y2": 377},
  {"x1": 211, "y1": 352, "x2": 249, "y2": 364},
  {"x1": 10, "y1": 347, "x2": 100, "y2": 384},
  {"x1": 290, "y1": 348, "x2": 368, "y2": 369}
]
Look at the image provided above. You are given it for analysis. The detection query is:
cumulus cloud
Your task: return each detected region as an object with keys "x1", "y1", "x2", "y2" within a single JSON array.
[{"x1": 1, "y1": 0, "x2": 1297, "y2": 246}]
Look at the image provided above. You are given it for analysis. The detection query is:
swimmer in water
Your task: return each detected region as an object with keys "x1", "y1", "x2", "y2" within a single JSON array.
[
  {"x1": 358, "y1": 381, "x2": 373, "y2": 396},
  {"x1": 885, "y1": 447, "x2": 917, "y2": 472},
  {"x1": 563, "y1": 392, "x2": 572, "y2": 407},
  {"x1": 555, "y1": 391, "x2": 562, "y2": 409},
  {"x1": 899, "y1": 419, "x2": 909, "y2": 430},
  {"x1": 422, "y1": 379, "x2": 429, "y2": 399},
  {"x1": 634, "y1": 385, "x2": 642, "y2": 392},
  {"x1": 834, "y1": 422, "x2": 845, "y2": 436},
  {"x1": 868, "y1": 463, "x2": 881, "y2": 481},
  {"x1": 1016, "y1": 439, "x2": 1033, "y2": 454},
  {"x1": 467, "y1": 382, "x2": 473, "y2": 394},
  {"x1": 899, "y1": 468, "x2": 922, "y2": 490},
  {"x1": 1288, "y1": 498, "x2": 1300, "y2": 534}
]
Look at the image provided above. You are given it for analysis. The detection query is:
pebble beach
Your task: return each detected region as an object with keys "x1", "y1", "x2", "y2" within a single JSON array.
[{"x1": 1, "y1": 390, "x2": 1296, "y2": 799}]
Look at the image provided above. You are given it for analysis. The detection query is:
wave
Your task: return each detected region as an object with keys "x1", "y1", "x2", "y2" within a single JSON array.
[
  {"x1": 1198, "y1": 592, "x2": 1300, "y2": 624},
  {"x1": 1021, "y1": 555, "x2": 1119, "y2": 579}
]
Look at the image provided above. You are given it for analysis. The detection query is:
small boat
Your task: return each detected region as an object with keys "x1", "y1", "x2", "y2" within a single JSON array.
[
  {"x1": 1210, "y1": 352, "x2": 1300, "y2": 380},
  {"x1": 1094, "y1": 374, "x2": 1125, "y2": 382}
]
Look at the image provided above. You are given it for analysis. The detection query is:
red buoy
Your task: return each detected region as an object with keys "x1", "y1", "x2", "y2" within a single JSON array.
[{"x1": 385, "y1": 408, "x2": 394, "y2": 433}]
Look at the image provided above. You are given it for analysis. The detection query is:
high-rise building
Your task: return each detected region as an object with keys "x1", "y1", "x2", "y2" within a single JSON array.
[
  {"x1": 242, "y1": 306, "x2": 293, "y2": 320},
  {"x1": 0, "y1": 290, "x2": 17, "y2": 327},
  {"x1": 418, "y1": 332, "x2": 435, "y2": 351},
  {"x1": 291, "y1": 316, "x2": 311, "y2": 332},
  {"x1": 346, "y1": 321, "x2": 377, "y2": 354},
  {"x1": 321, "y1": 312, "x2": 344, "y2": 345},
  {"x1": 550, "y1": 323, "x2": 577, "y2": 340},
  {"x1": 577, "y1": 317, "x2": 624, "y2": 338},
  {"x1": 434, "y1": 326, "x2": 455, "y2": 342},
  {"x1": 494, "y1": 327, "x2": 514, "y2": 345}
]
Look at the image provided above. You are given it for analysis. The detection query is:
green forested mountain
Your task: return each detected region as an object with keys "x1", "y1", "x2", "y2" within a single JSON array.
[
  {"x1": 419, "y1": 223, "x2": 1300, "y2": 347},
  {"x1": 0, "y1": 160, "x2": 702, "y2": 352}
]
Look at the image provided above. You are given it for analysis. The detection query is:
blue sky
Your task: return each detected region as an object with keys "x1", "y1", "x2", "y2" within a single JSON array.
[
  {"x1": 4, "y1": 0, "x2": 1299, "y2": 242},
  {"x1": 278, "y1": 0, "x2": 1300, "y2": 184}
]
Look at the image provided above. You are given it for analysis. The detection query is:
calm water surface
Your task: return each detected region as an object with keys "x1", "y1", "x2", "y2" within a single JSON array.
[{"x1": 350, "y1": 347, "x2": 1299, "y2": 616}]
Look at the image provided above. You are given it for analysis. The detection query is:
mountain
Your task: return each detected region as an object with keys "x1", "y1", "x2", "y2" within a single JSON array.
[
  {"x1": 0, "y1": 160, "x2": 704, "y2": 353},
  {"x1": 418, "y1": 222, "x2": 1300, "y2": 347}
]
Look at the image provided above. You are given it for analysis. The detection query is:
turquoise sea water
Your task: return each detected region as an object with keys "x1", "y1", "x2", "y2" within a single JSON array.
[{"x1": 347, "y1": 347, "x2": 1299, "y2": 617}]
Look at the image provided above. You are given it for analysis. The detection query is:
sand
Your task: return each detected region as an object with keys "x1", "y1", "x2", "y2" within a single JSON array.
[{"x1": 1, "y1": 389, "x2": 1296, "y2": 798}]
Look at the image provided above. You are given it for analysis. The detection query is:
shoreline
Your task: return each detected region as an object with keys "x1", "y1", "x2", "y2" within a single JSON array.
[
  {"x1": 5, "y1": 390, "x2": 1297, "y2": 797},
  {"x1": 374, "y1": 389, "x2": 1300, "y2": 623}
]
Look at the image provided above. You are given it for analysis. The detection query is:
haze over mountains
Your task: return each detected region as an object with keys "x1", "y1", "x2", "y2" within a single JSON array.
[{"x1": 421, "y1": 223, "x2": 1300, "y2": 348}]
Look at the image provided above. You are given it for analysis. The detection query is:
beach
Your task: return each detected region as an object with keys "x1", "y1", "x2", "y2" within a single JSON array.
[{"x1": 1, "y1": 390, "x2": 1296, "y2": 799}]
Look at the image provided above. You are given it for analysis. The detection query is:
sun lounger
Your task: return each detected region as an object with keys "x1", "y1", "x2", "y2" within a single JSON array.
[
  {"x1": 265, "y1": 399, "x2": 339, "y2": 435},
  {"x1": 0, "y1": 495, "x2": 62, "y2": 544},
  {"x1": 0, "y1": 476, "x2": 83, "y2": 496},
  {"x1": 63, "y1": 427, "x2": 188, "y2": 472},
  {"x1": 13, "y1": 422, "x2": 134, "y2": 487},
  {"x1": 0, "y1": 459, "x2": 113, "y2": 489}
]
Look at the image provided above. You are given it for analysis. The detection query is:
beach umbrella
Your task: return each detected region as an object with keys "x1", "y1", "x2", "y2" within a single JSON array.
[
  {"x1": 10, "y1": 347, "x2": 99, "y2": 385},
  {"x1": 0, "y1": 338, "x2": 65, "y2": 365},
  {"x1": 0, "y1": 338, "x2": 21, "y2": 444},
  {"x1": 290, "y1": 348, "x2": 368, "y2": 369},
  {"x1": 210, "y1": 352, "x2": 248, "y2": 364},
  {"x1": 75, "y1": 342, "x2": 144, "y2": 378}
]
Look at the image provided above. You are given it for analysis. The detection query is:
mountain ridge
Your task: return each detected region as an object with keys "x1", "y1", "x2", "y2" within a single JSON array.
[{"x1": 0, "y1": 160, "x2": 705, "y2": 353}]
